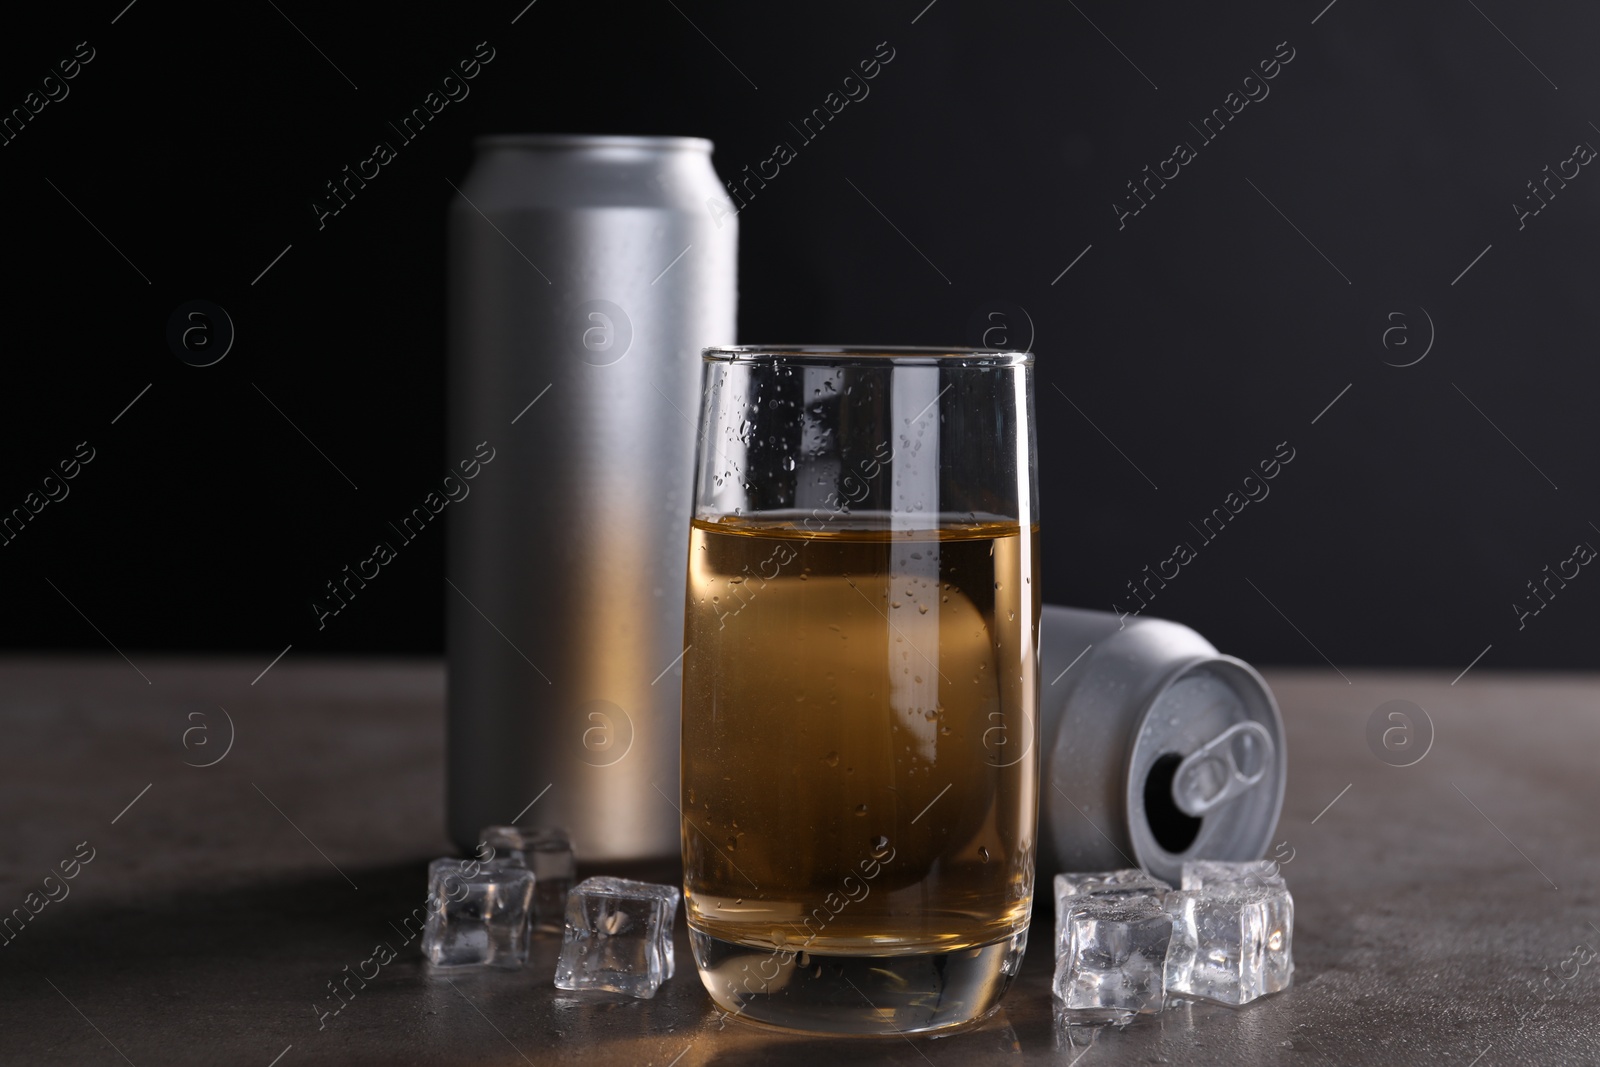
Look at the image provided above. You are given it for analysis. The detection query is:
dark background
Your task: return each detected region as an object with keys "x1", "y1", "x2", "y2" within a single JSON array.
[{"x1": 3, "y1": 0, "x2": 1595, "y2": 671}]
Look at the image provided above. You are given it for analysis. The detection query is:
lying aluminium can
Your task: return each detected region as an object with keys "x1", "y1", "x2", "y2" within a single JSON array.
[
  {"x1": 1037, "y1": 605, "x2": 1286, "y2": 885},
  {"x1": 447, "y1": 134, "x2": 738, "y2": 860}
]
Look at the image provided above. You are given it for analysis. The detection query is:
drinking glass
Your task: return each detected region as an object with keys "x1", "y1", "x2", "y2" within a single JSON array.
[{"x1": 680, "y1": 345, "x2": 1039, "y2": 1034}]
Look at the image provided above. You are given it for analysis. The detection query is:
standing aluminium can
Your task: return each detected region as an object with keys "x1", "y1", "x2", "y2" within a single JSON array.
[
  {"x1": 1037, "y1": 605, "x2": 1286, "y2": 885},
  {"x1": 447, "y1": 135, "x2": 737, "y2": 860}
]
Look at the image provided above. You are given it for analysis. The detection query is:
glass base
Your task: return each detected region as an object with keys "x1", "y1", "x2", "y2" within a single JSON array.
[{"x1": 689, "y1": 925, "x2": 1029, "y2": 1036}]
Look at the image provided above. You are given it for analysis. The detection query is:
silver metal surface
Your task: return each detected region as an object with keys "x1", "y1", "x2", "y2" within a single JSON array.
[
  {"x1": 1037, "y1": 605, "x2": 1287, "y2": 884},
  {"x1": 446, "y1": 134, "x2": 737, "y2": 860}
]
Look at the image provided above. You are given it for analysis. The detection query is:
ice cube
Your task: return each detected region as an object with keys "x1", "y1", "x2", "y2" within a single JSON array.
[
  {"x1": 1180, "y1": 858, "x2": 1284, "y2": 891},
  {"x1": 1055, "y1": 869, "x2": 1170, "y2": 983},
  {"x1": 554, "y1": 876, "x2": 681, "y2": 998},
  {"x1": 479, "y1": 825, "x2": 576, "y2": 931},
  {"x1": 1053, "y1": 896, "x2": 1173, "y2": 1023},
  {"x1": 1163, "y1": 882, "x2": 1294, "y2": 1005},
  {"x1": 421, "y1": 857, "x2": 536, "y2": 969}
]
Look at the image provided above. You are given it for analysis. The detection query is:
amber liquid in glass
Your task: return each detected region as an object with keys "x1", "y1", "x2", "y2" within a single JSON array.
[{"x1": 681, "y1": 515, "x2": 1039, "y2": 1032}]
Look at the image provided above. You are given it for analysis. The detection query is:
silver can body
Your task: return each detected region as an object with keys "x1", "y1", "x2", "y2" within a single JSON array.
[
  {"x1": 447, "y1": 135, "x2": 737, "y2": 860},
  {"x1": 1037, "y1": 605, "x2": 1286, "y2": 885}
]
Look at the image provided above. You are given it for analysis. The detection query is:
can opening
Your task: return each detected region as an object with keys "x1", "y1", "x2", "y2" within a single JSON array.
[
  {"x1": 1116, "y1": 654, "x2": 1286, "y2": 885},
  {"x1": 1143, "y1": 753, "x2": 1203, "y2": 854}
]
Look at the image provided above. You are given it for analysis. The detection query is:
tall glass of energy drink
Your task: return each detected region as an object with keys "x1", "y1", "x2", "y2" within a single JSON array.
[{"x1": 681, "y1": 346, "x2": 1039, "y2": 1034}]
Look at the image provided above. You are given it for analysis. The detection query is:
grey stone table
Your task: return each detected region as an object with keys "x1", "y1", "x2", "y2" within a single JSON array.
[{"x1": 1, "y1": 658, "x2": 1596, "y2": 1065}]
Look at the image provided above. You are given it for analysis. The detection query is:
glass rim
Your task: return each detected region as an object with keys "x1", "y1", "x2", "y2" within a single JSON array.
[{"x1": 701, "y1": 345, "x2": 1033, "y2": 367}]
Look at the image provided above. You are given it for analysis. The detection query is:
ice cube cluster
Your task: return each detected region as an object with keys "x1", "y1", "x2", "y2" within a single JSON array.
[
  {"x1": 419, "y1": 826, "x2": 683, "y2": 999},
  {"x1": 1053, "y1": 859, "x2": 1294, "y2": 1024}
]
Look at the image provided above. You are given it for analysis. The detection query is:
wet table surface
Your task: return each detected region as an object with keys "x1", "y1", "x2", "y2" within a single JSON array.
[{"x1": 1, "y1": 657, "x2": 1597, "y2": 1065}]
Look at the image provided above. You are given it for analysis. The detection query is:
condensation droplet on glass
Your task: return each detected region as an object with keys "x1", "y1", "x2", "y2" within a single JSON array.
[
  {"x1": 978, "y1": 847, "x2": 990, "y2": 863},
  {"x1": 822, "y1": 751, "x2": 839, "y2": 767},
  {"x1": 781, "y1": 456, "x2": 796, "y2": 471},
  {"x1": 855, "y1": 804, "x2": 868, "y2": 816},
  {"x1": 871, "y1": 835, "x2": 890, "y2": 859}
]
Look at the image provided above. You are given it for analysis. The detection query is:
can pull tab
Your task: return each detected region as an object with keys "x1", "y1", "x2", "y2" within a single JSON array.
[{"x1": 1171, "y1": 721, "x2": 1275, "y2": 818}]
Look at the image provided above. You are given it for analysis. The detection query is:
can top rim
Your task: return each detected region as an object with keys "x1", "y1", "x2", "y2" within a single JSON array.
[
  {"x1": 702, "y1": 345, "x2": 1033, "y2": 367},
  {"x1": 474, "y1": 134, "x2": 714, "y2": 153}
]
